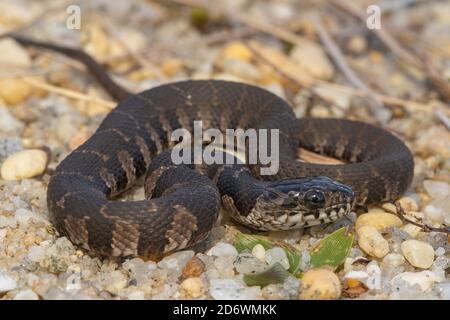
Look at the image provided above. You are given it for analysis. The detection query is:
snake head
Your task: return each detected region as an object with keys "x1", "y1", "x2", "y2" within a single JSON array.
[{"x1": 255, "y1": 176, "x2": 355, "y2": 229}]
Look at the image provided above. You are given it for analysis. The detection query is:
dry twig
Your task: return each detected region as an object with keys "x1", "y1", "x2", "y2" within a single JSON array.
[
  {"x1": 312, "y1": 16, "x2": 389, "y2": 123},
  {"x1": 22, "y1": 77, "x2": 116, "y2": 109},
  {"x1": 394, "y1": 201, "x2": 450, "y2": 234}
]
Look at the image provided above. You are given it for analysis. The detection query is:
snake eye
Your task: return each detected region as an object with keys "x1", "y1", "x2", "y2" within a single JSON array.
[{"x1": 304, "y1": 190, "x2": 325, "y2": 208}]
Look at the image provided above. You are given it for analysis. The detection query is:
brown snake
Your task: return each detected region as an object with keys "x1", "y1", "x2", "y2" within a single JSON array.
[{"x1": 11, "y1": 35, "x2": 414, "y2": 258}]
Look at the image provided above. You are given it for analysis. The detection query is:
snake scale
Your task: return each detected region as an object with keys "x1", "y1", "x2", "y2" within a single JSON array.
[{"x1": 12, "y1": 35, "x2": 414, "y2": 258}]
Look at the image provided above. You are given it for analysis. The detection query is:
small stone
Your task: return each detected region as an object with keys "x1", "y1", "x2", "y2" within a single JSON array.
[
  {"x1": 391, "y1": 271, "x2": 440, "y2": 291},
  {"x1": 180, "y1": 277, "x2": 204, "y2": 298},
  {"x1": 234, "y1": 252, "x2": 268, "y2": 275},
  {"x1": 397, "y1": 196, "x2": 420, "y2": 212},
  {"x1": 220, "y1": 41, "x2": 253, "y2": 62},
  {"x1": 0, "y1": 38, "x2": 31, "y2": 68},
  {"x1": 251, "y1": 244, "x2": 266, "y2": 261},
  {"x1": 382, "y1": 253, "x2": 406, "y2": 268},
  {"x1": 206, "y1": 242, "x2": 238, "y2": 259},
  {"x1": 0, "y1": 270, "x2": 17, "y2": 293},
  {"x1": 357, "y1": 225, "x2": 390, "y2": 258},
  {"x1": 182, "y1": 256, "x2": 205, "y2": 278},
  {"x1": 265, "y1": 247, "x2": 289, "y2": 270},
  {"x1": 401, "y1": 240, "x2": 435, "y2": 269},
  {"x1": 435, "y1": 247, "x2": 446, "y2": 256},
  {"x1": 355, "y1": 212, "x2": 403, "y2": 231},
  {"x1": 209, "y1": 278, "x2": 261, "y2": 300},
  {"x1": 299, "y1": 268, "x2": 341, "y2": 300},
  {"x1": 158, "y1": 250, "x2": 195, "y2": 279},
  {"x1": 0, "y1": 78, "x2": 34, "y2": 106},
  {"x1": 126, "y1": 291, "x2": 145, "y2": 300},
  {"x1": 0, "y1": 106, "x2": 24, "y2": 134},
  {"x1": 423, "y1": 180, "x2": 449, "y2": 200},
  {"x1": 13, "y1": 289, "x2": 39, "y2": 300},
  {"x1": 401, "y1": 224, "x2": 422, "y2": 238},
  {"x1": 424, "y1": 200, "x2": 448, "y2": 225},
  {"x1": 347, "y1": 35, "x2": 367, "y2": 54},
  {"x1": 0, "y1": 138, "x2": 23, "y2": 163},
  {"x1": 290, "y1": 40, "x2": 334, "y2": 80},
  {"x1": 1, "y1": 149, "x2": 48, "y2": 180},
  {"x1": 366, "y1": 262, "x2": 382, "y2": 290}
]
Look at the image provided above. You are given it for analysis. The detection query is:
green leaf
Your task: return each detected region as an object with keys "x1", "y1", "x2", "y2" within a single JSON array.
[
  {"x1": 234, "y1": 232, "x2": 302, "y2": 275},
  {"x1": 243, "y1": 262, "x2": 291, "y2": 287},
  {"x1": 234, "y1": 233, "x2": 274, "y2": 253},
  {"x1": 310, "y1": 227, "x2": 354, "y2": 269}
]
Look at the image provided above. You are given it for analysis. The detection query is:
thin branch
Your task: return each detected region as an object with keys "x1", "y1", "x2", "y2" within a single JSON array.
[
  {"x1": 435, "y1": 111, "x2": 450, "y2": 131},
  {"x1": 101, "y1": 18, "x2": 168, "y2": 82},
  {"x1": 22, "y1": 77, "x2": 116, "y2": 109},
  {"x1": 394, "y1": 201, "x2": 450, "y2": 234},
  {"x1": 312, "y1": 16, "x2": 388, "y2": 123},
  {"x1": 329, "y1": 0, "x2": 423, "y2": 69}
]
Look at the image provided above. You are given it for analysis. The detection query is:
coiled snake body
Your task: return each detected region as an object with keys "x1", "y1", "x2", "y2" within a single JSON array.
[{"x1": 13, "y1": 36, "x2": 414, "y2": 258}]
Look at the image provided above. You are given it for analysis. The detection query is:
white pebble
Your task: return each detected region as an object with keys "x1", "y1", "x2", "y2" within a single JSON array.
[
  {"x1": 391, "y1": 271, "x2": 440, "y2": 291},
  {"x1": 401, "y1": 240, "x2": 435, "y2": 269},
  {"x1": 265, "y1": 247, "x2": 290, "y2": 270},
  {"x1": 206, "y1": 242, "x2": 238, "y2": 259},
  {"x1": 209, "y1": 278, "x2": 261, "y2": 300},
  {"x1": 357, "y1": 225, "x2": 390, "y2": 258},
  {"x1": 158, "y1": 250, "x2": 195, "y2": 275},
  {"x1": 366, "y1": 262, "x2": 382, "y2": 290},
  {"x1": 13, "y1": 289, "x2": 39, "y2": 300},
  {"x1": 423, "y1": 180, "x2": 449, "y2": 200},
  {"x1": 251, "y1": 244, "x2": 266, "y2": 261},
  {"x1": 435, "y1": 247, "x2": 446, "y2": 256},
  {"x1": 0, "y1": 270, "x2": 17, "y2": 293},
  {"x1": 1, "y1": 149, "x2": 48, "y2": 180},
  {"x1": 234, "y1": 253, "x2": 268, "y2": 275}
]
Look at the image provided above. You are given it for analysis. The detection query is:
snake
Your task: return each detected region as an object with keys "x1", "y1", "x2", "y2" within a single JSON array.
[{"x1": 11, "y1": 35, "x2": 414, "y2": 258}]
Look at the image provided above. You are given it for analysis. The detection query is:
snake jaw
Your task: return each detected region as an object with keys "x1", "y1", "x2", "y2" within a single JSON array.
[{"x1": 240, "y1": 176, "x2": 355, "y2": 230}]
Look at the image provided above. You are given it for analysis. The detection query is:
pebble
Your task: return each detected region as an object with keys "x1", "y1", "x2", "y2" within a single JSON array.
[
  {"x1": 401, "y1": 224, "x2": 422, "y2": 238},
  {"x1": 355, "y1": 212, "x2": 403, "y2": 231},
  {"x1": 182, "y1": 256, "x2": 205, "y2": 278},
  {"x1": 0, "y1": 106, "x2": 24, "y2": 134},
  {"x1": 401, "y1": 240, "x2": 435, "y2": 269},
  {"x1": 0, "y1": 270, "x2": 17, "y2": 293},
  {"x1": 391, "y1": 271, "x2": 441, "y2": 291},
  {"x1": 424, "y1": 200, "x2": 448, "y2": 225},
  {"x1": 234, "y1": 252, "x2": 268, "y2": 275},
  {"x1": 382, "y1": 253, "x2": 406, "y2": 269},
  {"x1": 180, "y1": 277, "x2": 204, "y2": 298},
  {"x1": 265, "y1": 247, "x2": 289, "y2": 270},
  {"x1": 1, "y1": 149, "x2": 48, "y2": 180},
  {"x1": 366, "y1": 262, "x2": 382, "y2": 290},
  {"x1": 423, "y1": 180, "x2": 449, "y2": 200},
  {"x1": 436, "y1": 282, "x2": 450, "y2": 299},
  {"x1": 290, "y1": 40, "x2": 334, "y2": 80},
  {"x1": 299, "y1": 268, "x2": 341, "y2": 300},
  {"x1": 0, "y1": 78, "x2": 34, "y2": 106},
  {"x1": 209, "y1": 278, "x2": 261, "y2": 300},
  {"x1": 357, "y1": 225, "x2": 390, "y2": 258},
  {"x1": 13, "y1": 289, "x2": 39, "y2": 300},
  {"x1": 0, "y1": 138, "x2": 23, "y2": 163},
  {"x1": 158, "y1": 250, "x2": 195, "y2": 274},
  {"x1": 219, "y1": 41, "x2": 253, "y2": 62},
  {"x1": 206, "y1": 242, "x2": 238, "y2": 259},
  {"x1": 251, "y1": 244, "x2": 266, "y2": 261}
]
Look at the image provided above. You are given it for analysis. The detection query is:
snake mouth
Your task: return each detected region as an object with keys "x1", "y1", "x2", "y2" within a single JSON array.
[{"x1": 245, "y1": 176, "x2": 355, "y2": 229}]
